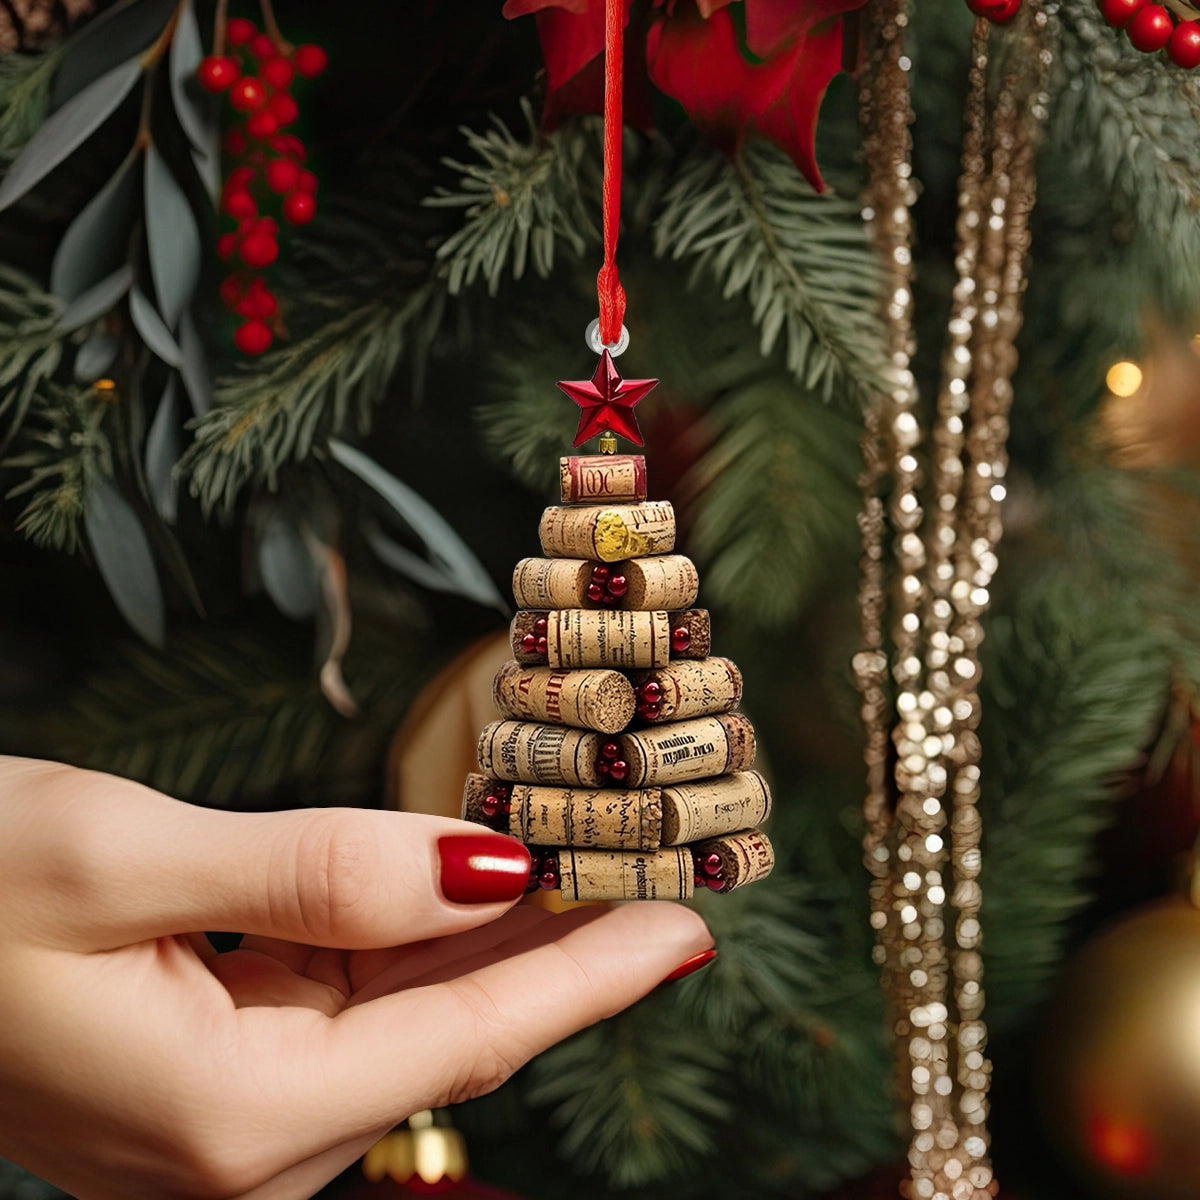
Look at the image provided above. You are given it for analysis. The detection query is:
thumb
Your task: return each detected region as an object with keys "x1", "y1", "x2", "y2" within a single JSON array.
[{"x1": 7, "y1": 759, "x2": 530, "y2": 950}]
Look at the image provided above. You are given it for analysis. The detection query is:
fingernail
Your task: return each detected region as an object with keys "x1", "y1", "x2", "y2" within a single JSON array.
[
  {"x1": 438, "y1": 834, "x2": 531, "y2": 904},
  {"x1": 662, "y1": 948, "x2": 717, "y2": 984}
]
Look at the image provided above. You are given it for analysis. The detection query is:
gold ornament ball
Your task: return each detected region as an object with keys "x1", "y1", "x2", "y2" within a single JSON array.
[{"x1": 1038, "y1": 898, "x2": 1200, "y2": 1199}]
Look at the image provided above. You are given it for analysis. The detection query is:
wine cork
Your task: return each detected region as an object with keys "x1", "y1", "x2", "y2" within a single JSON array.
[
  {"x1": 560, "y1": 455, "x2": 647, "y2": 504},
  {"x1": 492, "y1": 660, "x2": 635, "y2": 734},
  {"x1": 693, "y1": 828, "x2": 775, "y2": 892},
  {"x1": 619, "y1": 713, "x2": 756, "y2": 787},
  {"x1": 621, "y1": 555, "x2": 699, "y2": 610},
  {"x1": 462, "y1": 773, "x2": 506, "y2": 828},
  {"x1": 539, "y1": 501, "x2": 675, "y2": 562},
  {"x1": 477, "y1": 720, "x2": 604, "y2": 787},
  {"x1": 559, "y1": 845, "x2": 694, "y2": 901},
  {"x1": 491, "y1": 781, "x2": 665, "y2": 849},
  {"x1": 660, "y1": 771, "x2": 772, "y2": 845},
  {"x1": 632, "y1": 657, "x2": 742, "y2": 723},
  {"x1": 512, "y1": 610, "x2": 671, "y2": 669},
  {"x1": 511, "y1": 558, "x2": 593, "y2": 610}
]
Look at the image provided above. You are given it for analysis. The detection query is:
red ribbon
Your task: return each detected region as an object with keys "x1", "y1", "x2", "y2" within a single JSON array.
[{"x1": 597, "y1": 0, "x2": 626, "y2": 347}]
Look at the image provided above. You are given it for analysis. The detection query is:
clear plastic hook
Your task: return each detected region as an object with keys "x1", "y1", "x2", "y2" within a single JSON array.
[{"x1": 585, "y1": 319, "x2": 630, "y2": 358}]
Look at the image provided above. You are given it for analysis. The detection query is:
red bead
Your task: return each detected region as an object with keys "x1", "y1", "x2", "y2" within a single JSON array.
[
  {"x1": 248, "y1": 33, "x2": 277, "y2": 59},
  {"x1": 282, "y1": 190, "x2": 316, "y2": 225},
  {"x1": 265, "y1": 157, "x2": 300, "y2": 194},
  {"x1": 671, "y1": 626, "x2": 691, "y2": 653},
  {"x1": 601, "y1": 593, "x2": 619, "y2": 606},
  {"x1": 520, "y1": 634, "x2": 536, "y2": 653},
  {"x1": 585, "y1": 583, "x2": 605, "y2": 602},
  {"x1": 607, "y1": 760, "x2": 628, "y2": 782},
  {"x1": 228, "y1": 76, "x2": 267, "y2": 113},
  {"x1": 296, "y1": 167, "x2": 318, "y2": 192},
  {"x1": 293, "y1": 43, "x2": 329, "y2": 78},
  {"x1": 1128, "y1": 4, "x2": 1173, "y2": 49},
  {"x1": 253, "y1": 216, "x2": 279, "y2": 237},
  {"x1": 245, "y1": 110, "x2": 279, "y2": 139},
  {"x1": 218, "y1": 273, "x2": 243, "y2": 307},
  {"x1": 225, "y1": 17, "x2": 257, "y2": 46},
  {"x1": 244, "y1": 279, "x2": 278, "y2": 319},
  {"x1": 261, "y1": 56, "x2": 295, "y2": 90},
  {"x1": 606, "y1": 575, "x2": 627, "y2": 596},
  {"x1": 480, "y1": 797, "x2": 499, "y2": 818},
  {"x1": 640, "y1": 681, "x2": 662, "y2": 700},
  {"x1": 223, "y1": 128, "x2": 247, "y2": 156},
  {"x1": 705, "y1": 876, "x2": 725, "y2": 892},
  {"x1": 539, "y1": 871, "x2": 558, "y2": 890},
  {"x1": 226, "y1": 165, "x2": 256, "y2": 189},
  {"x1": 534, "y1": 636, "x2": 548, "y2": 655},
  {"x1": 234, "y1": 320, "x2": 272, "y2": 355},
  {"x1": 1099, "y1": 0, "x2": 1147, "y2": 26},
  {"x1": 602, "y1": 742, "x2": 620, "y2": 760},
  {"x1": 216, "y1": 233, "x2": 237, "y2": 262},
  {"x1": 591, "y1": 565, "x2": 610, "y2": 582},
  {"x1": 534, "y1": 617, "x2": 548, "y2": 635},
  {"x1": 640, "y1": 705, "x2": 661, "y2": 721},
  {"x1": 268, "y1": 92, "x2": 299, "y2": 127},
  {"x1": 1168, "y1": 19, "x2": 1200, "y2": 65},
  {"x1": 197, "y1": 55, "x2": 239, "y2": 92},
  {"x1": 238, "y1": 234, "x2": 278, "y2": 269},
  {"x1": 695, "y1": 873, "x2": 705, "y2": 887},
  {"x1": 966, "y1": 0, "x2": 1020, "y2": 20},
  {"x1": 597, "y1": 759, "x2": 610, "y2": 775},
  {"x1": 279, "y1": 137, "x2": 308, "y2": 163},
  {"x1": 222, "y1": 189, "x2": 256, "y2": 220},
  {"x1": 702, "y1": 852, "x2": 723, "y2": 877}
]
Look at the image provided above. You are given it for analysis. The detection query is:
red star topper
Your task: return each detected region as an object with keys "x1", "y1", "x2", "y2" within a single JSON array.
[{"x1": 556, "y1": 350, "x2": 659, "y2": 447}]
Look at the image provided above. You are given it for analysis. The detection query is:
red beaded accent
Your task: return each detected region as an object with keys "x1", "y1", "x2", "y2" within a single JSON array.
[
  {"x1": 591, "y1": 565, "x2": 610, "y2": 582},
  {"x1": 671, "y1": 626, "x2": 691, "y2": 653},
  {"x1": 586, "y1": 583, "x2": 605, "y2": 602},
  {"x1": 607, "y1": 759, "x2": 628, "y2": 782},
  {"x1": 607, "y1": 574, "x2": 627, "y2": 597},
  {"x1": 601, "y1": 742, "x2": 620, "y2": 759},
  {"x1": 520, "y1": 633, "x2": 537, "y2": 654},
  {"x1": 639, "y1": 681, "x2": 662, "y2": 701},
  {"x1": 534, "y1": 617, "x2": 549, "y2": 636},
  {"x1": 1099, "y1": 0, "x2": 1146, "y2": 26},
  {"x1": 535, "y1": 635, "x2": 548, "y2": 655},
  {"x1": 1127, "y1": 3, "x2": 1173, "y2": 49},
  {"x1": 1168, "y1": 18, "x2": 1200, "y2": 64}
]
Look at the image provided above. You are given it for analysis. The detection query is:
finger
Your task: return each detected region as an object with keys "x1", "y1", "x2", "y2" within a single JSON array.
[
  {"x1": 208, "y1": 948, "x2": 348, "y2": 1014},
  {"x1": 295, "y1": 901, "x2": 712, "y2": 1138},
  {"x1": 9, "y1": 760, "x2": 530, "y2": 951}
]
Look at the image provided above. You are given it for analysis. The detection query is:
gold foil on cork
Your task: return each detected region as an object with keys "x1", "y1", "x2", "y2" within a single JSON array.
[
  {"x1": 539, "y1": 501, "x2": 675, "y2": 563},
  {"x1": 476, "y1": 720, "x2": 603, "y2": 787},
  {"x1": 492, "y1": 661, "x2": 635, "y2": 734},
  {"x1": 694, "y1": 828, "x2": 775, "y2": 892},
  {"x1": 560, "y1": 455, "x2": 647, "y2": 504},
  {"x1": 619, "y1": 713, "x2": 756, "y2": 788},
  {"x1": 559, "y1": 845, "x2": 694, "y2": 902},
  {"x1": 633, "y1": 657, "x2": 742, "y2": 723},
  {"x1": 660, "y1": 771, "x2": 772, "y2": 846},
  {"x1": 511, "y1": 558, "x2": 593, "y2": 610}
]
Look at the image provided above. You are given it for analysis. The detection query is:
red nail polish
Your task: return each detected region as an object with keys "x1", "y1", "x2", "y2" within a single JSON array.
[
  {"x1": 662, "y1": 948, "x2": 717, "y2": 983},
  {"x1": 438, "y1": 835, "x2": 531, "y2": 904}
]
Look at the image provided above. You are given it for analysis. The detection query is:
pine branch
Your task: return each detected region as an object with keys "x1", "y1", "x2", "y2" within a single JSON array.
[
  {"x1": 0, "y1": 265, "x2": 63, "y2": 447},
  {"x1": 0, "y1": 48, "x2": 59, "y2": 162},
  {"x1": 654, "y1": 141, "x2": 885, "y2": 405},
  {"x1": 425, "y1": 100, "x2": 600, "y2": 296}
]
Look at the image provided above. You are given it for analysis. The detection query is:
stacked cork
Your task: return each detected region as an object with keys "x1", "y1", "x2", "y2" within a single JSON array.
[{"x1": 462, "y1": 453, "x2": 774, "y2": 901}]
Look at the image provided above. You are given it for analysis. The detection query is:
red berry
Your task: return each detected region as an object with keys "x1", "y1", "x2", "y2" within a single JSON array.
[
  {"x1": 602, "y1": 742, "x2": 620, "y2": 760},
  {"x1": 253, "y1": 216, "x2": 279, "y2": 238},
  {"x1": 1128, "y1": 3, "x2": 1173, "y2": 49},
  {"x1": 607, "y1": 760, "x2": 628, "y2": 782},
  {"x1": 222, "y1": 189, "x2": 256, "y2": 220},
  {"x1": 225, "y1": 17, "x2": 256, "y2": 46},
  {"x1": 1099, "y1": 0, "x2": 1147, "y2": 26},
  {"x1": 226, "y1": 165, "x2": 256, "y2": 189},
  {"x1": 238, "y1": 234, "x2": 278, "y2": 269},
  {"x1": 197, "y1": 55, "x2": 239, "y2": 92},
  {"x1": 228, "y1": 77, "x2": 267, "y2": 112},
  {"x1": 234, "y1": 320, "x2": 273, "y2": 355},
  {"x1": 535, "y1": 635, "x2": 548, "y2": 655},
  {"x1": 585, "y1": 583, "x2": 605, "y2": 602},
  {"x1": 245, "y1": 110, "x2": 279, "y2": 139},
  {"x1": 292, "y1": 43, "x2": 329, "y2": 78},
  {"x1": 248, "y1": 33, "x2": 277, "y2": 60},
  {"x1": 966, "y1": 0, "x2": 1020, "y2": 19},
  {"x1": 218, "y1": 274, "x2": 243, "y2": 308},
  {"x1": 223, "y1": 128, "x2": 247, "y2": 155},
  {"x1": 245, "y1": 280, "x2": 278, "y2": 319},
  {"x1": 274, "y1": 134, "x2": 307, "y2": 161},
  {"x1": 591, "y1": 565, "x2": 610, "y2": 582},
  {"x1": 216, "y1": 233, "x2": 237, "y2": 262},
  {"x1": 1168, "y1": 19, "x2": 1200, "y2": 65},
  {"x1": 296, "y1": 168, "x2": 318, "y2": 193},
  {"x1": 264, "y1": 158, "x2": 300, "y2": 193},
  {"x1": 607, "y1": 574, "x2": 627, "y2": 596},
  {"x1": 640, "y1": 681, "x2": 662, "y2": 701},
  {"x1": 520, "y1": 634, "x2": 536, "y2": 654},
  {"x1": 671, "y1": 625, "x2": 691, "y2": 653},
  {"x1": 261, "y1": 56, "x2": 295, "y2": 90},
  {"x1": 267, "y1": 92, "x2": 299, "y2": 127}
]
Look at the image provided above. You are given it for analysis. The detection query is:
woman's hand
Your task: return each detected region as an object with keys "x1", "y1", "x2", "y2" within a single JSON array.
[{"x1": 0, "y1": 757, "x2": 711, "y2": 1200}]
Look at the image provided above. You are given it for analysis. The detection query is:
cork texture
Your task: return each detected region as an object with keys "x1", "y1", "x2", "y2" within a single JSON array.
[
  {"x1": 670, "y1": 610, "x2": 711, "y2": 659},
  {"x1": 693, "y1": 827, "x2": 776, "y2": 892},
  {"x1": 660, "y1": 770, "x2": 772, "y2": 845},
  {"x1": 513, "y1": 782, "x2": 663, "y2": 849},
  {"x1": 461, "y1": 772, "x2": 505, "y2": 828},
  {"x1": 477, "y1": 720, "x2": 604, "y2": 787},
  {"x1": 539, "y1": 501, "x2": 675, "y2": 563},
  {"x1": 511, "y1": 558, "x2": 592, "y2": 610},
  {"x1": 622, "y1": 554, "x2": 700, "y2": 610},
  {"x1": 618, "y1": 712, "x2": 757, "y2": 787},
  {"x1": 559, "y1": 845, "x2": 694, "y2": 901},
  {"x1": 511, "y1": 610, "x2": 671, "y2": 669},
  {"x1": 492, "y1": 660, "x2": 635, "y2": 734},
  {"x1": 560, "y1": 455, "x2": 647, "y2": 504},
  {"x1": 632, "y1": 657, "x2": 742, "y2": 723}
]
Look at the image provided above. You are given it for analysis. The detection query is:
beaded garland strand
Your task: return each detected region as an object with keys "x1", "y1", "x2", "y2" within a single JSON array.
[{"x1": 853, "y1": 4, "x2": 1052, "y2": 1198}]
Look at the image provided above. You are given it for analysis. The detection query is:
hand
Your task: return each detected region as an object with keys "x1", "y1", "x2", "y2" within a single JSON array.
[{"x1": 0, "y1": 757, "x2": 711, "y2": 1200}]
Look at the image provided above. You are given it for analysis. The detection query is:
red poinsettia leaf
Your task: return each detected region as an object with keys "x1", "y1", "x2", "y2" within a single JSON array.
[
  {"x1": 501, "y1": 0, "x2": 586, "y2": 19},
  {"x1": 646, "y1": 2, "x2": 858, "y2": 190},
  {"x1": 744, "y1": 0, "x2": 867, "y2": 58}
]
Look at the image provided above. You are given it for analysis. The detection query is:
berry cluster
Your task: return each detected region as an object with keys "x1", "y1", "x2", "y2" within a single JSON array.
[
  {"x1": 595, "y1": 740, "x2": 629, "y2": 784},
  {"x1": 693, "y1": 849, "x2": 726, "y2": 893},
  {"x1": 584, "y1": 564, "x2": 627, "y2": 606},
  {"x1": 527, "y1": 850, "x2": 561, "y2": 893},
  {"x1": 197, "y1": 16, "x2": 328, "y2": 354},
  {"x1": 477, "y1": 782, "x2": 513, "y2": 821},
  {"x1": 1098, "y1": 0, "x2": 1200, "y2": 66},
  {"x1": 518, "y1": 616, "x2": 550, "y2": 657},
  {"x1": 636, "y1": 679, "x2": 663, "y2": 722}
]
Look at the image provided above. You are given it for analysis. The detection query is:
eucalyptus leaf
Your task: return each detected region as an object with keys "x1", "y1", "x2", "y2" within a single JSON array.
[
  {"x1": 178, "y1": 309, "x2": 211, "y2": 415},
  {"x1": 328, "y1": 438, "x2": 508, "y2": 614},
  {"x1": 0, "y1": 57, "x2": 143, "y2": 212},
  {"x1": 129, "y1": 284, "x2": 183, "y2": 368},
  {"x1": 169, "y1": 0, "x2": 221, "y2": 201},
  {"x1": 84, "y1": 474, "x2": 165, "y2": 646},
  {"x1": 257, "y1": 510, "x2": 320, "y2": 620},
  {"x1": 144, "y1": 144, "x2": 201, "y2": 327},
  {"x1": 50, "y1": 149, "x2": 140, "y2": 302},
  {"x1": 58, "y1": 264, "x2": 132, "y2": 333},
  {"x1": 74, "y1": 332, "x2": 119, "y2": 383},
  {"x1": 50, "y1": 0, "x2": 175, "y2": 110},
  {"x1": 145, "y1": 375, "x2": 179, "y2": 523}
]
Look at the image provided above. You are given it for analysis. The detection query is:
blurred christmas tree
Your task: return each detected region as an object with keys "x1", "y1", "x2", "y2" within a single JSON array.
[{"x1": 3, "y1": 0, "x2": 1200, "y2": 1197}]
